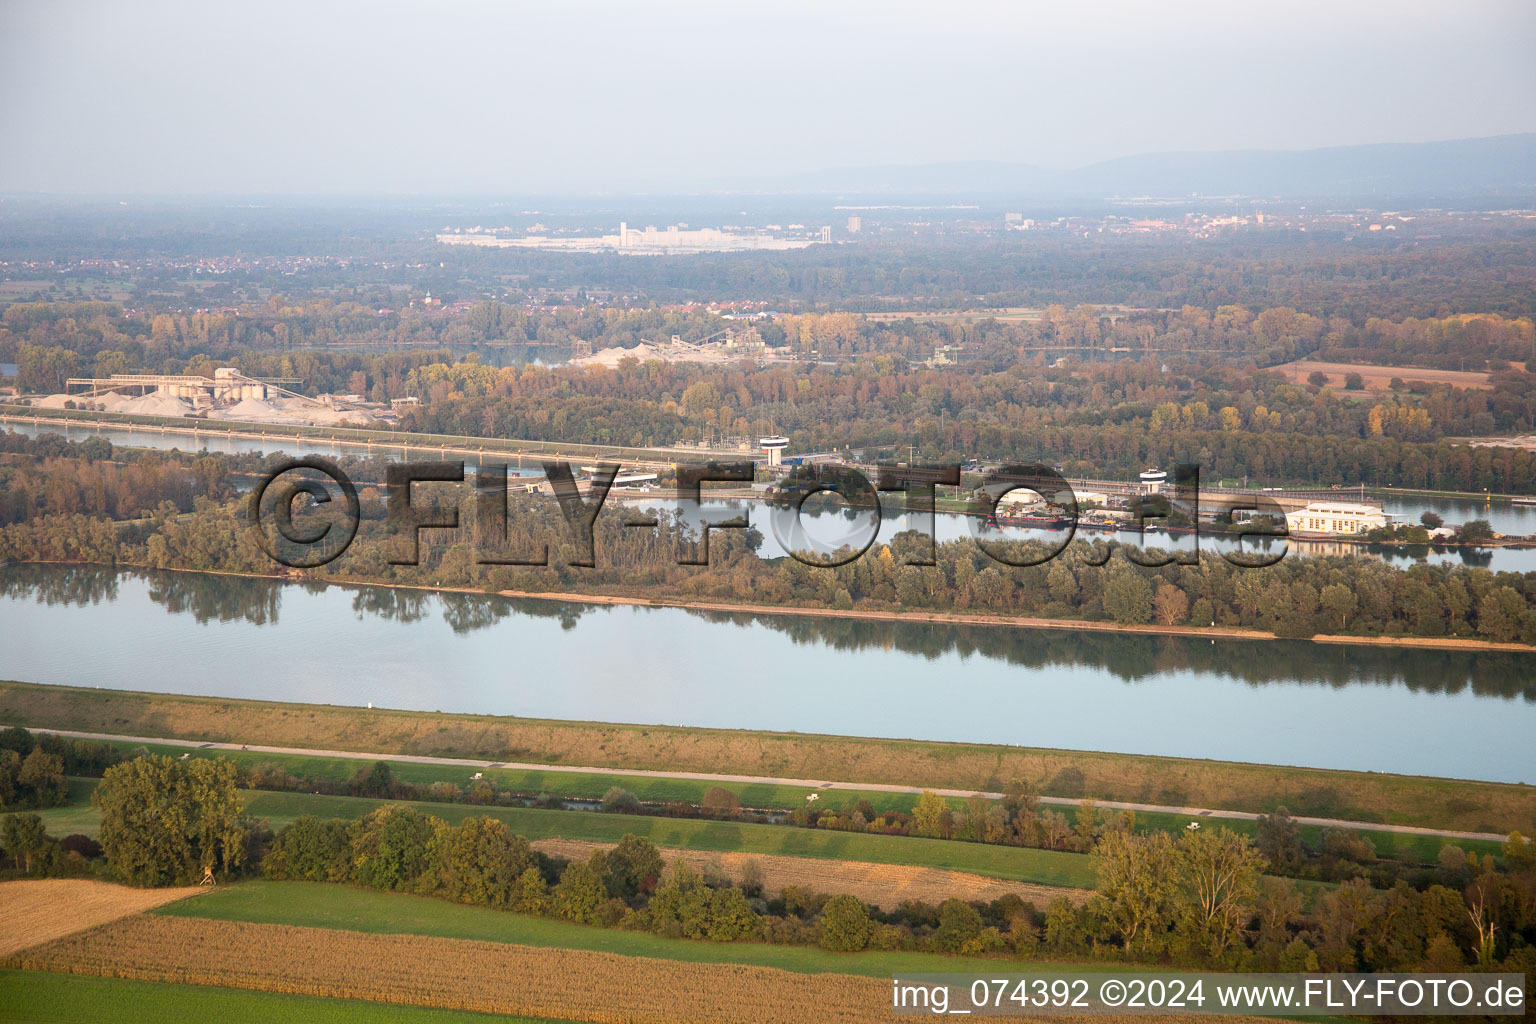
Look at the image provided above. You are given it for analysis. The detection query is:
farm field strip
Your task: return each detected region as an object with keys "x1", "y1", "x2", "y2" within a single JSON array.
[
  {"x1": 1272, "y1": 359, "x2": 1496, "y2": 390},
  {"x1": 7, "y1": 910, "x2": 1282, "y2": 1024},
  {"x1": 7, "y1": 914, "x2": 899, "y2": 1024},
  {"x1": 0, "y1": 879, "x2": 206, "y2": 958},
  {"x1": 0, "y1": 969, "x2": 554, "y2": 1024},
  {"x1": 159, "y1": 880, "x2": 1109, "y2": 978},
  {"x1": 530, "y1": 837, "x2": 1092, "y2": 910}
]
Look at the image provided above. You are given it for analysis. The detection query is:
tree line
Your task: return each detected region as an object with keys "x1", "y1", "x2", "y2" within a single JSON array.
[{"x1": 9, "y1": 299, "x2": 1536, "y2": 490}]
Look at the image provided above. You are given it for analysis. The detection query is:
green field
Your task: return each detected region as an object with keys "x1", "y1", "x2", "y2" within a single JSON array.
[
  {"x1": 0, "y1": 969, "x2": 546, "y2": 1024},
  {"x1": 21, "y1": 778, "x2": 102, "y2": 837},
  {"x1": 162, "y1": 880, "x2": 1109, "y2": 978},
  {"x1": 37, "y1": 781, "x2": 1097, "y2": 888}
]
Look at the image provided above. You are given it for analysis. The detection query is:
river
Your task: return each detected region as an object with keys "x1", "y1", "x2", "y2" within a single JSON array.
[{"x1": 2, "y1": 565, "x2": 1531, "y2": 784}]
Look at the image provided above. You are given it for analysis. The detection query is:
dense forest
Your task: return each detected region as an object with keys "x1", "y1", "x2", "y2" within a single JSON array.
[
  {"x1": 4, "y1": 299, "x2": 1533, "y2": 382},
  {"x1": 385, "y1": 347, "x2": 1536, "y2": 488},
  {"x1": 6, "y1": 299, "x2": 1536, "y2": 490}
]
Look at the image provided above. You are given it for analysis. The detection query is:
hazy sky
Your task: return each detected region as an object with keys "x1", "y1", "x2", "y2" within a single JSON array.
[{"x1": 2, "y1": 0, "x2": 1533, "y2": 194}]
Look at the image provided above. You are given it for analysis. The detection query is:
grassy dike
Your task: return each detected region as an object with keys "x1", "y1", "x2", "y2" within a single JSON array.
[
  {"x1": 3, "y1": 680, "x2": 1533, "y2": 835},
  {"x1": 84, "y1": 742, "x2": 1515, "y2": 862}
]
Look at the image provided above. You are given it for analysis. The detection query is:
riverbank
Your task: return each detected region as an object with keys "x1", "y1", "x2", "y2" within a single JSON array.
[{"x1": 3, "y1": 680, "x2": 1532, "y2": 834}]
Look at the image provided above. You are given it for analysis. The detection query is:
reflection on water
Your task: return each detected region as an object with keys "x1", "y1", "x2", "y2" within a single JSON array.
[
  {"x1": 4, "y1": 565, "x2": 1534, "y2": 782},
  {"x1": 350, "y1": 586, "x2": 434, "y2": 625},
  {"x1": 4, "y1": 564, "x2": 1532, "y2": 704},
  {"x1": 744, "y1": 610, "x2": 1534, "y2": 700}
]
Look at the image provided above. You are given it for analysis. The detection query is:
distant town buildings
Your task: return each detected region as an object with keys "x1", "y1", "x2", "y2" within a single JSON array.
[
  {"x1": 846, "y1": 215, "x2": 861, "y2": 233},
  {"x1": 8, "y1": 207, "x2": 1516, "y2": 312},
  {"x1": 437, "y1": 222, "x2": 829, "y2": 255}
]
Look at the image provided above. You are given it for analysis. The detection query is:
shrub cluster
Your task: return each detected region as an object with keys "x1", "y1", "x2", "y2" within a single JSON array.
[
  {"x1": 1, "y1": 726, "x2": 121, "y2": 811},
  {"x1": 0, "y1": 811, "x2": 102, "y2": 879}
]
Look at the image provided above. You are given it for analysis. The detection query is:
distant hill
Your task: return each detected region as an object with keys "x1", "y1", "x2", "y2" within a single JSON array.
[{"x1": 741, "y1": 134, "x2": 1536, "y2": 200}]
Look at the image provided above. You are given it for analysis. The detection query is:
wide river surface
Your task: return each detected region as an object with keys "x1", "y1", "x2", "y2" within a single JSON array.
[{"x1": 2, "y1": 565, "x2": 1532, "y2": 784}]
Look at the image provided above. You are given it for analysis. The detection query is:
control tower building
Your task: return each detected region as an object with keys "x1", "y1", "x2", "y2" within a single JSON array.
[{"x1": 760, "y1": 435, "x2": 789, "y2": 467}]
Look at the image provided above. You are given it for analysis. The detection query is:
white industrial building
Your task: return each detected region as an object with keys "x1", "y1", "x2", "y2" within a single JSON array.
[
  {"x1": 64, "y1": 367, "x2": 301, "y2": 407},
  {"x1": 54, "y1": 367, "x2": 378, "y2": 426},
  {"x1": 1284, "y1": 501, "x2": 1388, "y2": 536}
]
